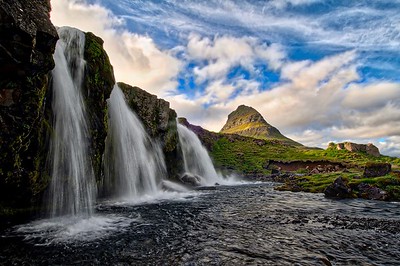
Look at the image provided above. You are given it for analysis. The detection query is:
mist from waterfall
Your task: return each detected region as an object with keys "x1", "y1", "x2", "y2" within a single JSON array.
[
  {"x1": 177, "y1": 124, "x2": 223, "y2": 186},
  {"x1": 47, "y1": 27, "x2": 96, "y2": 218},
  {"x1": 104, "y1": 85, "x2": 167, "y2": 200}
]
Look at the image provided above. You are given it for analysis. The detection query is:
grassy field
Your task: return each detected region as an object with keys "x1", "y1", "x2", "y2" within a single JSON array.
[
  {"x1": 211, "y1": 137, "x2": 400, "y2": 175},
  {"x1": 210, "y1": 137, "x2": 400, "y2": 200}
]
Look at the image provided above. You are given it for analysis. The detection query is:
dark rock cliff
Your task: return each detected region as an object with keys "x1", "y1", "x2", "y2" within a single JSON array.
[
  {"x1": 0, "y1": 0, "x2": 58, "y2": 210},
  {"x1": 0, "y1": 5, "x2": 114, "y2": 211},
  {"x1": 0, "y1": 0, "x2": 185, "y2": 214},
  {"x1": 83, "y1": 32, "x2": 115, "y2": 179},
  {"x1": 118, "y1": 82, "x2": 184, "y2": 179}
]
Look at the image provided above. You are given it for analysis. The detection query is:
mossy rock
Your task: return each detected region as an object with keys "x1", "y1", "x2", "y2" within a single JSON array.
[{"x1": 83, "y1": 32, "x2": 115, "y2": 180}]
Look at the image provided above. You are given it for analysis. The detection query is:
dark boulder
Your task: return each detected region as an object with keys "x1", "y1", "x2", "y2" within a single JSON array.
[
  {"x1": 356, "y1": 183, "x2": 388, "y2": 201},
  {"x1": 363, "y1": 162, "x2": 391, "y2": 178},
  {"x1": 324, "y1": 177, "x2": 353, "y2": 199}
]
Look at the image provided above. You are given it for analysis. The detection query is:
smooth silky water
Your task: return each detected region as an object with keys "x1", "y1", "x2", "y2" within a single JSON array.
[
  {"x1": 48, "y1": 26, "x2": 95, "y2": 218},
  {"x1": 177, "y1": 124, "x2": 242, "y2": 186}
]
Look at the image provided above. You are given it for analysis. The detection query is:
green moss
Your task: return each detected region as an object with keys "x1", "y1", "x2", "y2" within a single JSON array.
[{"x1": 83, "y1": 31, "x2": 115, "y2": 180}]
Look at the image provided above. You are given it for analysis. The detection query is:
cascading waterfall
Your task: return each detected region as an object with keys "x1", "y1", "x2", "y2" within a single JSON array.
[
  {"x1": 177, "y1": 124, "x2": 223, "y2": 185},
  {"x1": 104, "y1": 85, "x2": 166, "y2": 199},
  {"x1": 48, "y1": 27, "x2": 95, "y2": 217}
]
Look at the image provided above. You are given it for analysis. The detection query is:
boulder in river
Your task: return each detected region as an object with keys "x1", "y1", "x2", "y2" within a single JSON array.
[
  {"x1": 356, "y1": 183, "x2": 388, "y2": 200},
  {"x1": 324, "y1": 177, "x2": 353, "y2": 199},
  {"x1": 179, "y1": 173, "x2": 202, "y2": 187}
]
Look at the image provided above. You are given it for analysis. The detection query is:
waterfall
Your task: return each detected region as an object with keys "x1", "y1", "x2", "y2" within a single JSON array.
[
  {"x1": 177, "y1": 124, "x2": 222, "y2": 186},
  {"x1": 47, "y1": 27, "x2": 95, "y2": 217},
  {"x1": 104, "y1": 85, "x2": 166, "y2": 199}
]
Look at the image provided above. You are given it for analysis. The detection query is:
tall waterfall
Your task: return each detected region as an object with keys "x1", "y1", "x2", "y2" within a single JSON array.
[
  {"x1": 104, "y1": 85, "x2": 166, "y2": 199},
  {"x1": 48, "y1": 27, "x2": 95, "y2": 217},
  {"x1": 177, "y1": 124, "x2": 222, "y2": 186}
]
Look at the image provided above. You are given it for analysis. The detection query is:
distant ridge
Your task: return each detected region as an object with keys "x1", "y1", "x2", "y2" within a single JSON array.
[{"x1": 220, "y1": 105, "x2": 301, "y2": 146}]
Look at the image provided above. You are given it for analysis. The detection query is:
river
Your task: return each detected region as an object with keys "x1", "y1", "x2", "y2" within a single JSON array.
[{"x1": 1, "y1": 182, "x2": 400, "y2": 265}]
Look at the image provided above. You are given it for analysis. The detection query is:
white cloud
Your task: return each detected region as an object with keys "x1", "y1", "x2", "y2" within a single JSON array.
[
  {"x1": 377, "y1": 136, "x2": 400, "y2": 157},
  {"x1": 269, "y1": 0, "x2": 322, "y2": 10},
  {"x1": 51, "y1": 0, "x2": 182, "y2": 95},
  {"x1": 343, "y1": 82, "x2": 400, "y2": 110},
  {"x1": 187, "y1": 34, "x2": 286, "y2": 82}
]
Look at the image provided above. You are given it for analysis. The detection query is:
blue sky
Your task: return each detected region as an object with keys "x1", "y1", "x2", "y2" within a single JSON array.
[{"x1": 51, "y1": 0, "x2": 400, "y2": 156}]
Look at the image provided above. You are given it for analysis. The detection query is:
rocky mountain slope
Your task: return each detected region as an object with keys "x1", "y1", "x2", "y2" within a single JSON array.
[{"x1": 220, "y1": 105, "x2": 301, "y2": 146}]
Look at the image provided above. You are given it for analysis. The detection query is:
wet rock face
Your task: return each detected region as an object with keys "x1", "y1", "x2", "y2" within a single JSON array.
[
  {"x1": 118, "y1": 82, "x2": 183, "y2": 179},
  {"x1": 324, "y1": 177, "x2": 353, "y2": 199},
  {"x1": 0, "y1": 0, "x2": 58, "y2": 208},
  {"x1": 83, "y1": 32, "x2": 115, "y2": 179},
  {"x1": 0, "y1": 0, "x2": 57, "y2": 80},
  {"x1": 363, "y1": 162, "x2": 391, "y2": 178},
  {"x1": 179, "y1": 173, "x2": 202, "y2": 187}
]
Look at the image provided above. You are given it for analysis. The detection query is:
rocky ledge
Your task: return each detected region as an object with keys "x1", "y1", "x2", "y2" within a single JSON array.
[{"x1": 328, "y1": 142, "x2": 380, "y2": 157}]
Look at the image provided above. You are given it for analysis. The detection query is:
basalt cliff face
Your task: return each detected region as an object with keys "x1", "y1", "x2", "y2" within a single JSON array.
[
  {"x1": 82, "y1": 32, "x2": 115, "y2": 179},
  {"x1": 220, "y1": 105, "x2": 301, "y2": 146},
  {"x1": 0, "y1": 0, "x2": 58, "y2": 208},
  {"x1": 118, "y1": 82, "x2": 184, "y2": 179}
]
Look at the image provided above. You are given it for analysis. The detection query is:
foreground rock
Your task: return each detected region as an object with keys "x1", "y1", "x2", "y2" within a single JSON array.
[
  {"x1": 324, "y1": 177, "x2": 353, "y2": 199},
  {"x1": 179, "y1": 173, "x2": 202, "y2": 187},
  {"x1": 356, "y1": 183, "x2": 388, "y2": 200}
]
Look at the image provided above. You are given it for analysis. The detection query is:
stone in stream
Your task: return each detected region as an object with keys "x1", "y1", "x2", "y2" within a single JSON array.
[
  {"x1": 356, "y1": 183, "x2": 388, "y2": 200},
  {"x1": 324, "y1": 177, "x2": 353, "y2": 199},
  {"x1": 179, "y1": 173, "x2": 202, "y2": 187}
]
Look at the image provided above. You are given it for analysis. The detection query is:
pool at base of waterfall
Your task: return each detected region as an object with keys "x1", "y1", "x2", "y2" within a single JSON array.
[{"x1": 1, "y1": 182, "x2": 400, "y2": 265}]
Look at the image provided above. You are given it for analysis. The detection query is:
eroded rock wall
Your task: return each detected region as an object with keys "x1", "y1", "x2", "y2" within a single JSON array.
[
  {"x1": 118, "y1": 82, "x2": 183, "y2": 179},
  {"x1": 332, "y1": 142, "x2": 380, "y2": 157},
  {"x1": 0, "y1": 0, "x2": 58, "y2": 209},
  {"x1": 83, "y1": 32, "x2": 115, "y2": 179}
]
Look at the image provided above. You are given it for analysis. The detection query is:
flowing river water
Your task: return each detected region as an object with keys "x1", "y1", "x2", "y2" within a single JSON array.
[{"x1": 1, "y1": 182, "x2": 400, "y2": 265}]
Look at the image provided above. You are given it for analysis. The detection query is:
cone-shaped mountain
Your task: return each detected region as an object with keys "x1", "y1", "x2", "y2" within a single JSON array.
[{"x1": 220, "y1": 105, "x2": 301, "y2": 146}]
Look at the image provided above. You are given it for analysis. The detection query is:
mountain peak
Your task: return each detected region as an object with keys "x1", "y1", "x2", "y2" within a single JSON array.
[{"x1": 220, "y1": 105, "x2": 301, "y2": 146}]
